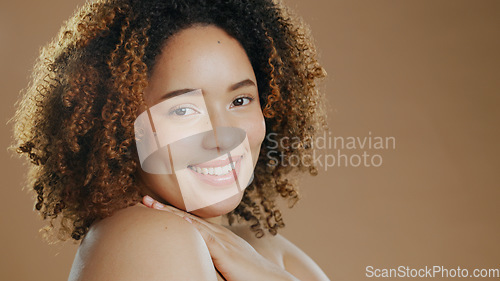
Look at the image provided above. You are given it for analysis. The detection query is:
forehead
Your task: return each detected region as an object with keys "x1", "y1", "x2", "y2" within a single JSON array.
[{"x1": 146, "y1": 25, "x2": 256, "y2": 100}]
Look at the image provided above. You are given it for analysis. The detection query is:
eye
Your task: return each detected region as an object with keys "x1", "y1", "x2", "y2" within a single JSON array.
[
  {"x1": 231, "y1": 96, "x2": 253, "y2": 107},
  {"x1": 168, "y1": 106, "x2": 199, "y2": 116}
]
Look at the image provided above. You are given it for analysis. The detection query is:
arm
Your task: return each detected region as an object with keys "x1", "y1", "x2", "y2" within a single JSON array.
[{"x1": 68, "y1": 204, "x2": 218, "y2": 281}]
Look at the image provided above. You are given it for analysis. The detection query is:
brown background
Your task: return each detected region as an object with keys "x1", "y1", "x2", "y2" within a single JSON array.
[{"x1": 1, "y1": 0, "x2": 499, "y2": 280}]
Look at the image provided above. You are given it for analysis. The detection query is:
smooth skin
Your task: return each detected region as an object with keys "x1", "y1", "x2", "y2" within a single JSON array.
[
  {"x1": 142, "y1": 195, "x2": 330, "y2": 281},
  {"x1": 68, "y1": 201, "x2": 329, "y2": 281},
  {"x1": 68, "y1": 25, "x2": 329, "y2": 280}
]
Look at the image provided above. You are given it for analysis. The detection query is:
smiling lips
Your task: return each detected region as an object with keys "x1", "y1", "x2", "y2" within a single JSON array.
[{"x1": 187, "y1": 155, "x2": 242, "y2": 177}]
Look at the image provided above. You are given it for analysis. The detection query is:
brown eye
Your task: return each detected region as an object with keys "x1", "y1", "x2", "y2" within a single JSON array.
[
  {"x1": 233, "y1": 98, "x2": 244, "y2": 106},
  {"x1": 231, "y1": 97, "x2": 253, "y2": 107}
]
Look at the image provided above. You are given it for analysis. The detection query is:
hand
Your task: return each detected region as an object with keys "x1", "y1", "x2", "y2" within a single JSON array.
[{"x1": 142, "y1": 196, "x2": 300, "y2": 281}]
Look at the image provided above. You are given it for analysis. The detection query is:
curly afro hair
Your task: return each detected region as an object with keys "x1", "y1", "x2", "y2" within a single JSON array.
[{"x1": 11, "y1": 0, "x2": 327, "y2": 241}]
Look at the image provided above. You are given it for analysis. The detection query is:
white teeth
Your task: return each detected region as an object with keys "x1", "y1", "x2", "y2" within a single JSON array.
[{"x1": 189, "y1": 161, "x2": 236, "y2": 176}]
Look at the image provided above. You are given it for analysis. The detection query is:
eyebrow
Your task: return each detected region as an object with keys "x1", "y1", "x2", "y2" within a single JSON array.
[
  {"x1": 159, "y1": 79, "x2": 256, "y2": 102},
  {"x1": 228, "y1": 79, "x2": 256, "y2": 92},
  {"x1": 158, "y1": 88, "x2": 198, "y2": 102}
]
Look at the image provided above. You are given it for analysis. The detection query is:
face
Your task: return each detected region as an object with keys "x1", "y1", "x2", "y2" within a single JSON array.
[{"x1": 135, "y1": 25, "x2": 266, "y2": 218}]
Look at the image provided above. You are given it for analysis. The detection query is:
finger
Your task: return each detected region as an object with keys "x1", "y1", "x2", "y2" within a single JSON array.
[
  {"x1": 182, "y1": 216, "x2": 231, "y2": 240},
  {"x1": 187, "y1": 215, "x2": 239, "y2": 236},
  {"x1": 142, "y1": 196, "x2": 202, "y2": 220},
  {"x1": 142, "y1": 195, "x2": 155, "y2": 207},
  {"x1": 180, "y1": 214, "x2": 227, "y2": 234},
  {"x1": 183, "y1": 217, "x2": 225, "y2": 255},
  {"x1": 143, "y1": 196, "x2": 179, "y2": 213},
  {"x1": 143, "y1": 195, "x2": 176, "y2": 212},
  {"x1": 143, "y1": 196, "x2": 228, "y2": 234}
]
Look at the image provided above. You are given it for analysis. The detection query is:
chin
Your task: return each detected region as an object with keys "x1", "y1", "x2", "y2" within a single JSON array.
[{"x1": 190, "y1": 191, "x2": 244, "y2": 218}]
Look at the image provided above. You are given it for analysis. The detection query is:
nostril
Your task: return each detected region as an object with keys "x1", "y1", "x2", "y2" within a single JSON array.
[{"x1": 201, "y1": 130, "x2": 219, "y2": 150}]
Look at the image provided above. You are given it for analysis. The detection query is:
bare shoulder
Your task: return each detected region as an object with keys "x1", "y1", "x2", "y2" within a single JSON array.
[
  {"x1": 68, "y1": 204, "x2": 217, "y2": 281},
  {"x1": 229, "y1": 224, "x2": 330, "y2": 281}
]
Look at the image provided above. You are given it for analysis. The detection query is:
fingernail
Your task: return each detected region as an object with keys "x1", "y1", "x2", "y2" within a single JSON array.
[
  {"x1": 153, "y1": 201, "x2": 164, "y2": 209},
  {"x1": 143, "y1": 195, "x2": 154, "y2": 205},
  {"x1": 184, "y1": 217, "x2": 193, "y2": 224}
]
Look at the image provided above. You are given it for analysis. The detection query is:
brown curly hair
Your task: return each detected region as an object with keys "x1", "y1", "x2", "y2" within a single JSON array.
[{"x1": 10, "y1": 0, "x2": 327, "y2": 241}]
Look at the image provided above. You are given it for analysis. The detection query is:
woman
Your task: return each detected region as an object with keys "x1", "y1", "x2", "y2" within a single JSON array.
[{"x1": 12, "y1": 0, "x2": 329, "y2": 280}]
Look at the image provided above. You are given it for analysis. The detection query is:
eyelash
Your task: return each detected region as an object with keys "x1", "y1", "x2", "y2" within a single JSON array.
[
  {"x1": 167, "y1": 95, "x2": 255, "y2": 116},
  {"x1": 168, "y1": 104, "x2": 199, "y2": 116},
  {"x1": 230, "y1": 95, "x2": 254, "y2": 108}
]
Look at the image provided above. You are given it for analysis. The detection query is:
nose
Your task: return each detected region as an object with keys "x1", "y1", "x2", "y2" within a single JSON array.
[
  {"x1": 202, "y1": 126, "x2": 246, "y2": 152},
  {"x1": 201, "y1": 110, "x2": 245, "y2": 153}
]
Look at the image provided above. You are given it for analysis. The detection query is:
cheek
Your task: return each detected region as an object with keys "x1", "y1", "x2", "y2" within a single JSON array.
[
  {"x1": 138, "y1": 169, "x2": 186, "y2": 209},
  {"x1": 240, "y1": 111, "x2": 266, "y2": 152}
]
